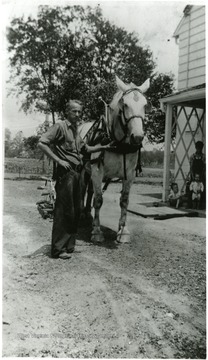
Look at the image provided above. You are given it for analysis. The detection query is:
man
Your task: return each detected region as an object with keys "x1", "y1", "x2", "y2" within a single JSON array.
[
  {"x1": 189, "y1": 141, "x2": 206, "y2": 209},
  {"x1": 189, "y1": 141, "x2": 205, "y2": 182},
  {"x1": 38, "y1": 99, "x2": 109, "y2": 259}
]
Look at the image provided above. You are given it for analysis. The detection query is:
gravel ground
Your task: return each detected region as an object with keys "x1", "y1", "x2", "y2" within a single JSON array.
[{"x1": 3, "y1": 179, "x2": 206, "y2": 358}]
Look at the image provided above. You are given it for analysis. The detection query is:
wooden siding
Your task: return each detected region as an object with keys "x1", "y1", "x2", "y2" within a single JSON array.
[
  {"x1": 179, "y1": 58, "x2": 205, "y2": 72},
  {"x1": 178, "y1": 76, "x2": 205, "y2": 89},
  {"x1": 179, "y1": 23, "x2": 205, "y2": 41},
  {"x1": 177, "y1": 5, "x2": 205, "y2": 90},
  {"x1": 179, "y1": 39, "x2": 205, "y2": 55},
  {"x1": 178, "y1": 66, "x2": 205, "y2": 82},
  {"x1": 179, "y1": 31, "x2": 205, "y2": 49}
]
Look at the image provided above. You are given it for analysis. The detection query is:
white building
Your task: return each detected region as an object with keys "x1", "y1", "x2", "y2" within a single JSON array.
[{"x1": 160, "y1": 4, "x2": 206, "y2": 201}]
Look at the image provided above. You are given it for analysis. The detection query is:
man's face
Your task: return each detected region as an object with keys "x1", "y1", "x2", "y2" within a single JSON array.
[
  {"x1": 173, "y1": 185, "x2": 178, "y2": 194},
  {"x1": 66, "y1": 102, "x2": 82, "y2": 125},
  {"x1": 195, "y1": 144, "x2": 203, "y2": 154}
]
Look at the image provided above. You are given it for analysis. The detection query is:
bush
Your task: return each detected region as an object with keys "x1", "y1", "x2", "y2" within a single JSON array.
[{"x1": 141, "y1": 150, "x2": 175, "y2": 169}]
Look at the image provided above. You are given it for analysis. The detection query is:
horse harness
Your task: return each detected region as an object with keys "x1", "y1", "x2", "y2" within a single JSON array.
[{"x1": 87, "y1": 88, "x2": 144, "y2": 180}]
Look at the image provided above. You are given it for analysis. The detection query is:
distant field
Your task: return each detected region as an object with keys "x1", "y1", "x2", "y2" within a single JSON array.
[
  {"x1": 4, "y1": 158, "x2": 53, "y2": 176},
  {"x1": 3, "y1": 157, "x2": 169, "y2": 183}
]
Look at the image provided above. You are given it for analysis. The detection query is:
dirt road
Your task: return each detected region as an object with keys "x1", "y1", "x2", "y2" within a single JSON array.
[{"x1": 3, "y1": 179, "x2": 206, "y2": 358}]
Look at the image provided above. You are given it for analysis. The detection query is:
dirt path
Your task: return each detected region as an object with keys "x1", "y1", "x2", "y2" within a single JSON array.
[{"x1": 3, "y1": 180, "x2": 206, "y2": 358}]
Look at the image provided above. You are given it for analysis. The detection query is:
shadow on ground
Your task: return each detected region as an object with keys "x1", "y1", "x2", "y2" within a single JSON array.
[{"x1": 27, "y1": 222, "x2": 118, "y2": 258}]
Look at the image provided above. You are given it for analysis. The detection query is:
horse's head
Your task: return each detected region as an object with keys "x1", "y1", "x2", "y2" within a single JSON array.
[{"x1": 110, "y1": 76, "x2": 150, "y2": 146}]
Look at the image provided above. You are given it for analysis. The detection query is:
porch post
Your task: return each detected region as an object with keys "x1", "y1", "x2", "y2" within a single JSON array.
[{"x1": 162, "y1": 103, "x2": 172, "y2": 202}]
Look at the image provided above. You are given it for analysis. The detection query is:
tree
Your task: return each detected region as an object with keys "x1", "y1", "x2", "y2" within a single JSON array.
[
  {"x1": 6, "y1": 5, "x2": 155, "y2": 119},
  {"x1": 7, "y1": 5, "x2": 174, "y2": 143},
  {"x1": 145, "y1": 73, "x2": 175, "y2": 144},
  {"x1": 7, "y1": 5, "x2": 95, "y2": 123},
  {"x1": 12, "y1": 131, "x2": 25, "y2": 157},
  {"x1": 4, "y1": 128, "x2": 12, "y2": 157}
]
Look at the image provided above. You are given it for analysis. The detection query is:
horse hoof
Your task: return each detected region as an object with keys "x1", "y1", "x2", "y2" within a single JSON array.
[
  {"x1": 91, "y1": 234, "x2": 105, "y2": 243},
  {"x1": 116, "y1": 227, "x2": 131, "y2": 244},
  {"x1": 91, "y1": 229, "x2": 105, "y2": 243}
]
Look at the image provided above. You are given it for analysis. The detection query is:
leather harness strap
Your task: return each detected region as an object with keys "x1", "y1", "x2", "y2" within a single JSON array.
[{"x1": 87, "y1": 88, "x2": 144, "y2": 179}]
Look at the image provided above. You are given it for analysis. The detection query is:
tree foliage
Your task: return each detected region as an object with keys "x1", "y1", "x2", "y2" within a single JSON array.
[
  {"x1": 4, "y1": 129, "x2": 25, "y2": 157},
  {"x1": 7, "y1": 4, "x2": 174, "y2": 142}
]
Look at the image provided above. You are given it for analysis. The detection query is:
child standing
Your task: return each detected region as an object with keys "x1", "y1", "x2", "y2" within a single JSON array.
[
  {"x1": 168, "y1": 183, "x2": 181, "y2": 209},
  {"x1": 189, "y1": 174, "x2": 204, "y2": 209}
]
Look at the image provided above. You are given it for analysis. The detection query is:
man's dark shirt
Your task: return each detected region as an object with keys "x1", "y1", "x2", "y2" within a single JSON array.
[{"x1": 40, "y1": 120, "x2": 84, "y2": 166}]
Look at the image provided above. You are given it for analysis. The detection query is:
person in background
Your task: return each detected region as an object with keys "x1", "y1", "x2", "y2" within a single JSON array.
[
  {"x1": 168, "y1": 182, "x2": 182, "y2": 209},
  {"x1": 189, "y1": 141, "x2": 206, "y2": 209},
  {"x1": 190, "y1": 141, "x2": 205, "y2": 181},
  {"x1": 189, "y1": 173, "x2": 204, "y2": 209}
]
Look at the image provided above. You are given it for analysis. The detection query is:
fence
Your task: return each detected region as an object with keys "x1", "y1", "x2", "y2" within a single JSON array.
[{"x1": 4, "y1": 158, "x2": 53, "y2": 178}]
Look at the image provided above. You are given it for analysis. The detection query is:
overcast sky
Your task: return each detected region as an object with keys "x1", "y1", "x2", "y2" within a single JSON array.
[{"x1": 2, "y1": 0, "x2": 203, "y2": 137}]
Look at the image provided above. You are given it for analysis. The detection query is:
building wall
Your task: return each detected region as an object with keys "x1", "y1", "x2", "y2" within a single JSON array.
[
  {"x1": 173, "y1": 5, "x2": 206, "y2": 192},
  {"x1": 177, "y1": 5, "x2": 205, "y2": 90}
]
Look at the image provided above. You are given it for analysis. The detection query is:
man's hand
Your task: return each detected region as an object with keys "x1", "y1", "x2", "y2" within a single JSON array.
[
  {"x1": 58, "y1": 159, "x2": 72, "y2": 170},
  {"x1": 102, "y1": 143, "x2": 116, "y2": 150}
]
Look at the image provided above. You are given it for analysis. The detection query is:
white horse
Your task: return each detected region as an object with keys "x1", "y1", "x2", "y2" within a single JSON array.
[{"x1": 80, "y1": 75, "x2": 150, "y2": 243}]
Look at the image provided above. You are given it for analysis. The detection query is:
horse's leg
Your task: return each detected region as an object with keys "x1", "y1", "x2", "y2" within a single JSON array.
[
  {"x1": 91, "y1": 165, "x2": 105, "y2": 243},
  {"x1": 117, "y1": 178, "x2": 133, "y2": 243},
  {"x1": 79, "y1": 169, "x2": 90, "y2": 221},
  {"x1": 85, "y1": 179, "x2": 93, "y2": 220},
  {"x1": 102, "y1": 178, "x2": 111, "y2": 193}
]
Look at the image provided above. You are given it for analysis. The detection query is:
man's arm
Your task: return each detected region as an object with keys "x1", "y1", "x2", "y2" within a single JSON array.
[
  {"x1": 85, "y1": 143, "x2": 116, "y2": 153},
  {"x1": 38, "y1": 142, "x2": 72, "y2": 170}
]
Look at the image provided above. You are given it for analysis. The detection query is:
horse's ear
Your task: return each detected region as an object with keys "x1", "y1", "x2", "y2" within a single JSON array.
[
  {"x1": 139, "y1": 78, "x2": 150, "y2": 93},
  {"x1": 115, "y1": 75, "x2": 129, "y2": 92}
]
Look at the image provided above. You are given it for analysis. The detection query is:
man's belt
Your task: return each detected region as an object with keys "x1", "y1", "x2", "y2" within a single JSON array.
[
  {"x1": 69, "y1": 162, "x2": 82, "y2": 173},
  {"x1": 56, "y1": 162, "x2": 82, "y2": 180}
]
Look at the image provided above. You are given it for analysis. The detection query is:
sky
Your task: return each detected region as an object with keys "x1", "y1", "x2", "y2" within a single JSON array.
[{"x1": 1, "y1": 0, "x2": 204, "y2": 137}]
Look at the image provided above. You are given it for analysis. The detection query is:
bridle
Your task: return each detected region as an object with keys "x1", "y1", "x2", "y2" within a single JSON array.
[
  {"x1": 113, "y1": 88, "x2": 144, "y2": 142},
  {"x1": 120, "y1": 88, "x2": 145, "y2": 125}
]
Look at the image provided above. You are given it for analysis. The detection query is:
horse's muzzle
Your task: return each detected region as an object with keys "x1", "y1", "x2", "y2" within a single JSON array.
[{"x1": 130, "y1": 134, "x2": 144, "y2": 145}]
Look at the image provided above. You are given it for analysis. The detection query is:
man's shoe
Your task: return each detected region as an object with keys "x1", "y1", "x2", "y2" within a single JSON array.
[
  {"x1": 59, "y1": 252, "x2": 72, "y2": 259},
  {"x1": 67, "y1": 248, "x2": 75, "y2": 254}
]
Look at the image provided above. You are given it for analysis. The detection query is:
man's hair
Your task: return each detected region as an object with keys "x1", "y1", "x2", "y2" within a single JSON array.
[
  {"x1": 66, "y1": 99, "x2": 83, "y2": 109},
  {"x1": 195, "y1": 141, "x2": 204, "y2": 150}
]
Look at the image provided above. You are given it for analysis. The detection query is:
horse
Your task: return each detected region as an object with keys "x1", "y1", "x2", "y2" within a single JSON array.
[{"x1": 79, "y1": 75, "x2": 150, "y2": 243}]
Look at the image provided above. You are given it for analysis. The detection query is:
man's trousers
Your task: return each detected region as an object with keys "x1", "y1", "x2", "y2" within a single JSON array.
[{"x1": 51, "y1": 169, "x2": 81, "y2": 258}]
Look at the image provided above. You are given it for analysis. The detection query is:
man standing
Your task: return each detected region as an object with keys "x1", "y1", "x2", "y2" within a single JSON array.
[
  {"x1": 38, "y1": 100, "x2": 85, "y2": 259},
  {"x1": 189, "y1": 141, "x2": 206, "y2": 209},
  {"x1": 38, "y1": 99, "x2": 111, "y2": 259},
  {"x1": 189, "y1": 141, "x2": 205, "y2": 182}
]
